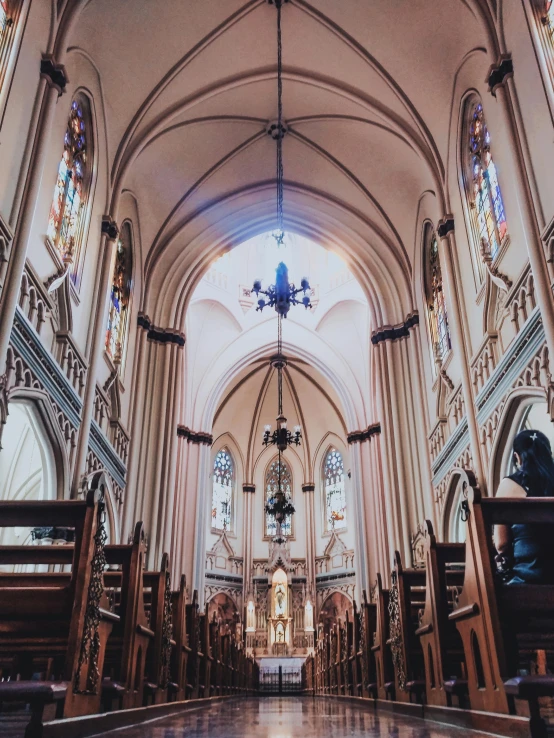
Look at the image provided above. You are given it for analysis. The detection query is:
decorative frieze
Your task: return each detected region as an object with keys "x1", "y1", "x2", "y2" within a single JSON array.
[
  {"x1": 347, "y1": 422, "x2": 381, "y2": 444},
  {"x1": 0, "y1": 215, "x2": 13, "y2": 297},
  {"x1": 177, "y1": 425, "x2": 213, "y2": 445},
  {"x1": 138, "y1": 314, "x2": 185, "y2": 347},
  {"x1": 371, "y1": 312, "x2": 419, "y2": 345}
]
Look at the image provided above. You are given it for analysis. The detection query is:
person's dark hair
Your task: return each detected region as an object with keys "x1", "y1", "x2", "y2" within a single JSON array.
[{"x1": 513, "y1": 429, "x2": 554, "y2": 497}]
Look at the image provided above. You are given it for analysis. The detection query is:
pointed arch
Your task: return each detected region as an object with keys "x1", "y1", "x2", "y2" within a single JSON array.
[
  {"x1": 106, "y1": 219, "x2": 134, "y2": 368},
  {"x1": 46, "y1": 92, "x2": 95, "y2": 284},
  {"x1": 461, "y1": 96, "x2": 508, "y2": 273},
  {"x1": 211, "y1": 446, "x2": 235, "y2": 533},
  {"x1": 423, "y1": 221, "x2": 451, "y2": 367},
  {"x1": 322, "y1": 446, "x2": 346, "y2": 533}
]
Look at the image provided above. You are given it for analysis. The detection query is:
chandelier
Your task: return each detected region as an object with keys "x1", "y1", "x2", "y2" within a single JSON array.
[
  {"x1": 252, "y1": 0, "x2": 312, "y2": 319},
  {"x1": 265, "y1": 450, "x2": 295, "y2": 543}
]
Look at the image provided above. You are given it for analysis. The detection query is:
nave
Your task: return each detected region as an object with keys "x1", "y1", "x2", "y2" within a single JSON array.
[{"x1": 96, "y1": 697, "x2": 494, "y2": 738}]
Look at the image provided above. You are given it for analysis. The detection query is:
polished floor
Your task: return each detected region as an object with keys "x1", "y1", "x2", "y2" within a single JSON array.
[{"x1": 101, "y1": 697, "x2": 499, "y2": 737}]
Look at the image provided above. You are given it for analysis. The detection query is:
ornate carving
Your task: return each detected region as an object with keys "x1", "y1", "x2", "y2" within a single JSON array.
[
  {"x1": 73, "y1": 492, "x2": 107, "y2": 695},
  {"x1": 159, "y1": 569, "x2": 174, "y2": 689},
  {"x1": 388, "y1": 571, "x2": 406, "y2": 692}
]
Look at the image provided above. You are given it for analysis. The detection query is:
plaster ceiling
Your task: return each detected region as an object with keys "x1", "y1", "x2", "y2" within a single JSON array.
[{"x1": 66, "y1": 0, "x2": 488, "y2": 325}]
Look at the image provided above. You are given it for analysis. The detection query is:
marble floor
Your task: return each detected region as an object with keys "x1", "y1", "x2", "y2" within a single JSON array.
[{"x1": 100, "y1": 697, "x2": 500, "y2": 737}]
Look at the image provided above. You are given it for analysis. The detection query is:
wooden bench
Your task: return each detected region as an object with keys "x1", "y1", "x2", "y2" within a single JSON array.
[
  {"x1": 101, "y1": 523, "x2": 153, "y2": 710},
  {"x1": 415, "y1": 520, "x2": 467, "y2": 707},
  {"x1": 169, "y1": 574, "x2": 190, "y2": 701},
  {"x1": 356, "y1": 593, "x2": 378, "y2": 699},
  {"x1": 371, "y1": 573, "x2": 395, "y2": 700},
  {"x1": 388, "y1": 551, "x2": 427, "y2": 704},
  {"x1": 449, "y1": 470, "x2": 554, "y2": 732},
  {"x1": 0, "y1": 472, "x2": 116, "y2": 718}
]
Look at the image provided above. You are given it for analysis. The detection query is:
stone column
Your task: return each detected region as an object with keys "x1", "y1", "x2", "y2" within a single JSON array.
[
  {"x1": 301, "y1": 483, "x2": 316, "y2": 596},
  {"x1": 488, "y1": 57, "x2": 554, "y2": 363},
  {"x1": 0, "y1": 59, "x2": 67, "y2": 375},
  {"x1": 437, "y1": 217, "x2": 486, "y2": 488},
  {"x1": 346, "y1": 444, "x2": 369, "y2": 596},
  {"x1": 242, "y1": 483, "x2": 255, "y2": 598},
  {"x1": 71, "y1": 217, "x2": 118, "y2": 496}
]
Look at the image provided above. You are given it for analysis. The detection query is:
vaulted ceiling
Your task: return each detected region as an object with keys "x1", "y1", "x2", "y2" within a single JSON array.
[{"x1": 69, "y1": 0, "x2": 489, "y2": 327}]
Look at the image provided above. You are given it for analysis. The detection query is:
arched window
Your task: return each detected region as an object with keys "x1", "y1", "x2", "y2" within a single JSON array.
[
  {"x1": 424, "y1": 225, "x2": 451, "y2": 364},
  {"x1": 211, "y1": 449, "x2": 234, "y2": 532},
  {"x1": 465, "y1": 100, "x2": 508, "y2": 263},
  {"x1": 105, "y1": 222, "x2": 133, "y2": 364},
  {"x1": 542, "y1": 1, "x2": 554, "y2": 46},
  {"x1": 47, "y1": 96, "x2": 92, "y2": 280},
  {"x1": 265, "y1": 456, "x2": 292, "y2": 537},
  {"x1": 0, "y1": 1, "x2": 19, "y2": 95},
  {"x1": 324, "y1": 448, "x2": 346, "y2": 531}
]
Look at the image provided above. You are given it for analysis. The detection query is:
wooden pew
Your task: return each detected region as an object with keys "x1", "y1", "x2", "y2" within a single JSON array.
[
  {"x1": 170, "y1": 575, "x2": 190, "y2": 701},
  {"x1": 0, "y1": 473, "x2": 117, "y2": 719},
  {"x1": 185, "y1": 591, "x2": 201, "y2": 698},
  {"x1": 209, "y1": 616, "x2": 222, "y2": 696},
  {"x1": 371, "y1": 573, "x2": 395, "y2": 700},
  {"x1": 101, "y1": 523, "x2": 153, "y2": 710},
  {"x1": 356, "y1": 593, "x2": 378, "y2": 698},
  {"x1": 141, "y1": 553, "x2": 174, "y2": 705},
  {"x1": 449, "y1": 471, "x2": 554, "y2": 731},
  {"x1": 388, "y1": 551, "x2": 427, "y2": 704},
  {"x1": 415, "y1": 520, "x2": 467, "y2": 707}
]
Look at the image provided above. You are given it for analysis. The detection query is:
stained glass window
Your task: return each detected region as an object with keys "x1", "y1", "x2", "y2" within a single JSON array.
[
  {"x1": 544, "y1": 1, "x2": 554, "y2": 41},
  {"x1": 47, "y1": 98, "x2": 90, "y2": 277},
  {"x1": 0, "y1": 2, "x2": 10, "y2": 45},
  {"x1": 106, "y1": 222, "x2": 133, "y2": 363},
  {"x1": 211, "y1": 449, "x2": 234, "y2": 531},
  {"x1": 425, "y1": 227, "x2": 451, "y2": 363},
  {"x1": 467, "y1": 101, "x2": 507, "y2": 261},
  {"x1": 324, "y1": 448, "x2": 346, "y2": 531},
  {"x1": 265, "y1": 457, "x2": 292, "y2": 537}
]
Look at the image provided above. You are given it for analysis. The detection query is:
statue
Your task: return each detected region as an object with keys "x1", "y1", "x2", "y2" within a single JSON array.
[{"x1": 275, "y1": 582, "x2": 286, "y2": 617}]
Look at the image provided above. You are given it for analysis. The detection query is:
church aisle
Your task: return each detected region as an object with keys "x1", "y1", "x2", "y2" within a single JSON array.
[{"x1": 99, "y1": 697, "x2": 497, "y2": 737}]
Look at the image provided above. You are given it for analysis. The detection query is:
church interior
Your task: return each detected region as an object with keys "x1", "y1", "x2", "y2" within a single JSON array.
[{"x1": 2, "y1": 1, "x2": 554, "y2": 737}]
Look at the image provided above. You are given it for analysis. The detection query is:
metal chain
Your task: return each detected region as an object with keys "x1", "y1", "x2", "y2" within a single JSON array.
[
  {"x1": 73, "y1": 501, "x2": 107, "y2": 695},
  {"x1": 277, "y1": 315, "x2": 283, "y2": 414},
  {"x1": 159, "y1": 570, "x2": 174, "y2": 689},
  {"x1": 388, "y1": 571, "x2": 407, "y2": 692},
  {"x1": 276, "y1": 0, "x2": 284, "y2": 239}
]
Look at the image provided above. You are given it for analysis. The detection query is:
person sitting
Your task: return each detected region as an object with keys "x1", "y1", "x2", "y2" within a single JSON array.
[{"x1": 494, "y1": 428, "x2": 554, "y2": 584}]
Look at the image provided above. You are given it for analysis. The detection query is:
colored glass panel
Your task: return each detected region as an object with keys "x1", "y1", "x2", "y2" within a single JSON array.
[
  {"x1": 47, "y1": 99, "x2": 88, "y2": 271},
  {"x1": 211, "y1": 449, "x2": 234, "y2": 531},
  {"x1": 0, "y1": 1, "x2": 9, "y2": 43},
  {"x1": 324, "y1": 448, "x2": 346, "y2": 530},
  {"x1": 106, "y1": 222, "x2": 132, "y2": 362},
  {"x1": 266, "y1": 458, "x2": 292, "y2": 537},
  {"x1": 468, "y1": 102, "x2": 507, "y2": 260},
  {"x1": 427, "y1": 231, "x2": 451, "y2": 362}
]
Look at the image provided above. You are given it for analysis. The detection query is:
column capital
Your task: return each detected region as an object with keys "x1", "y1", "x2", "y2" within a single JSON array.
[
  {"x1": 347, "y1": 423, "x2": 381, "y2": 444},
  {"x1": 40, "y1": 55, "x2": 68, "y2": 96},
  {"x1": 437, "y1": 216, "x2": 455, "y2": 238},
  {"x1": 243, "y1": 483, "x2": 256, "y2": 493},
  {"x1": 177, "y1": 425, "x2": 212, "y2": 445},
  {"x1": 487, "y1": 55, "x2": 513, "y2": 96},
  {"x1": 101, "y1": 215, "x2": 119, "y2": 240},
  {"x1": 302, "y1": 483, "x2": 315, "y2": 493},
  {"x1": 371, "y1": 312, "x2": 419, "y2": 345}
]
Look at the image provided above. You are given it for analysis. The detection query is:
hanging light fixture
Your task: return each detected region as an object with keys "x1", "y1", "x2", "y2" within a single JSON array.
[{"x1": 252, "y1": 0, "x2": 312, "y2": 319}]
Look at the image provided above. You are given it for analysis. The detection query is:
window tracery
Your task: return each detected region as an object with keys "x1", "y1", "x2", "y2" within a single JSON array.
[
  {"x1": 265, "y1": 457, "x2": 292, "y2": 537},
  {"x1": 211, "y1": 449, "x2": 234, "y2": 532},
  {"x1": 47, "y1": 97, "x2": 91, "y2": 279},
  {"x1": 0, "y1": 1, "x2": 23, "y2": 101},
  {"x1": 466, "y1": 101, "x2": 508, "y2": 263},
  {"x1": 106, "y1": 222, "x2": 133, "y2": 364},
  {"x1": 324, "y1": 448, "x2": 346, "y2": 531},
  {"x1": 424, "y1": 227, "x2": 451, "y2": 364},
  {"x1": 543, "y1": 1, "x2": 554, "y2": 42}
]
